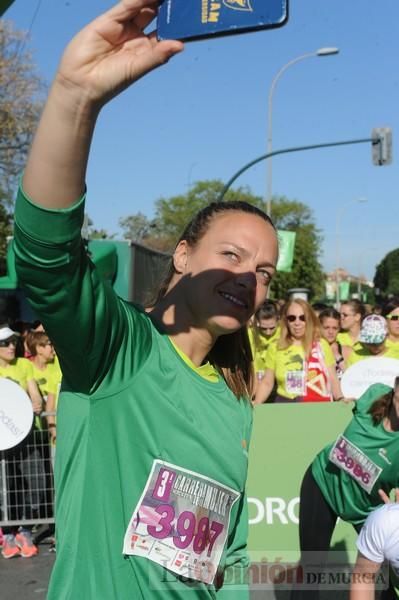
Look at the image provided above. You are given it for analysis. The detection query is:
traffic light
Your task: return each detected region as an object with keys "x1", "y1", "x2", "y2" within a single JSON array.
[{"x1": 371, "y1": 127, "x2": 393, "y2": 165}]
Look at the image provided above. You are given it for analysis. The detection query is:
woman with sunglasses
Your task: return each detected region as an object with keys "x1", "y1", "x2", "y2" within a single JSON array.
[
  {"x1": 12, "y1": 2, "x2": 279, "y2": 597},
  {"x1": 26, "y1": 331, "x2": 62, "y2": 441},
  {"x1": 254, "y1": 299, "x2": 343, "y2": 404},
  {"x1": 337, "y1": 299, "x2": 366, "y2": 350},
  {"x1": 292, "y1": 378, "x2": 399, "y2": 599},
  {"x1": 383, "y1": 298, "x2": 399, "y2": 352},
  {"x1": 0, "y1": 325, "x2": 44, "y2": 559}
]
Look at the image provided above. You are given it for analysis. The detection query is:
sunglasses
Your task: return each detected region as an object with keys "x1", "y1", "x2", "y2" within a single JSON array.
[
  {"x1": 287, "y1": 314, "x2": 306, "y2": 323},
  {"x1": 386, "y1": 315, "x2": 399, "y2": 321},
  {"x1": 0, "y1": 337, "x2": 18, "y2": 348}
]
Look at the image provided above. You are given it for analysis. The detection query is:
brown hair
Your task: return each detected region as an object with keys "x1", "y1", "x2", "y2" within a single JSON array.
[
  {"x1": 251, "y1": 300, "x2": 280, "y2": 348},
  {"x1": 341, "y1": 299, "x2": 366, "y2": 320},
  {"x1": 26, "y1": 331, "x2": 50, "y2": 357},
  {"x1": 278, "y1": 299, "x2": 321, "y2": 359},
  {"x1": 151, "y1": 201, "x2": 276, "y2": 399},
  {"x1": 368, "y1": 377, "x2": 399, "y2": 425}
]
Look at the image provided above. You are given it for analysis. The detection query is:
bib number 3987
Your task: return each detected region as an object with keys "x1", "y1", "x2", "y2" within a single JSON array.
[
  {"x1": 148, "y1": 504, "x2": 224, "y2": 556},
  {"x1": 122, "y1": 460, "x2": 240, "y2": 585}
]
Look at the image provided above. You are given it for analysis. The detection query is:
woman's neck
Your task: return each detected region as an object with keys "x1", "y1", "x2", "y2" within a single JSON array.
[
  {"x1": 33, "y1": 355, "x2": 47, "y2": 370},
  {"x1": 348, "y1": 325, "x2": 360, "y2": 340}
]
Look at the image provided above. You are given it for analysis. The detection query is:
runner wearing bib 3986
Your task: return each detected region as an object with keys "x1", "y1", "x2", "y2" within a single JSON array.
[{"x1": 291, "y1": 379, "x2": 399, "y2": 600}]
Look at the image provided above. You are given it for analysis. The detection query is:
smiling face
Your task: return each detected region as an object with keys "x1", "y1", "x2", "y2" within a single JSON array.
[
  {"x1": 286, "y1": 302, "x2": 307, "y2": 341},
  {"x1": 171, "y1": 211, "x2": 278, "y2": 336}
]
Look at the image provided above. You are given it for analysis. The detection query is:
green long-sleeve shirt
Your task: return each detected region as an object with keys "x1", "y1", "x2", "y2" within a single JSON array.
[
  {"x1": 14, "y1": 186, "x2": 252, "y2": 599},
  {"x1": 312, "y1": 383, "x2": 399, "y2": 526}
]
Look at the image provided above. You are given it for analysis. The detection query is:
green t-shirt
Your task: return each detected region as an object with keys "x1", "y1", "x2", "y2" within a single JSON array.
[
  {"x1": 312, "y1": 383, "x2": 399, "y2": 525},
  {"x1": 14, "y1": 187, "x2": 252, "y2": 599},
  {"x1": 264, "y1": 338, "x2": 335, "y2": 399}
]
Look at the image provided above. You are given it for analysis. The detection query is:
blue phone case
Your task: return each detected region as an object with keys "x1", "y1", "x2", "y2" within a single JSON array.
[{"x1": 157, "y1": 0, "x2": 289, "y2": 42}]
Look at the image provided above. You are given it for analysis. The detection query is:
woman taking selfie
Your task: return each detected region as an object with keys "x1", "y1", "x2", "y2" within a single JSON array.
[
  {"x1": 254, "y1": 299, "x2": 342, "y2": 403},
  {"x1": 13, "y1": 1, "x2": 278, "y2": 597}
]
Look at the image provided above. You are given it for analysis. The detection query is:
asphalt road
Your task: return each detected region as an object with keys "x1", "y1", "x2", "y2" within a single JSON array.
[{"x1": 0, "y1": 540, "x2": 55, "y2": 600}]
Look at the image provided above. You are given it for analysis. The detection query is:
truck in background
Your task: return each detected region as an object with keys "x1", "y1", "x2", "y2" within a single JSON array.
[{"x1": 0, "y1": 238, "x2": 171, "y2": 323}]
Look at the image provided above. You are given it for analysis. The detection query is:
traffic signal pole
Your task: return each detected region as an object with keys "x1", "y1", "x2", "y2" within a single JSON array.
[{"x1": 217, "y1": 131, "x2": 392, "y2": 206}]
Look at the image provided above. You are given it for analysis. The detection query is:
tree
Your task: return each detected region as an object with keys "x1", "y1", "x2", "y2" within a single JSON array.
[
  {"x1": 119, "y1": 180, "x2": 324, "y2": 300},
  {"x1": 0, "y1": 193, "x2": 12, "y2": 274},
  {"x1": 0, "y1": 20, "x2": 44, "y2": 272},
  {"x1": 0, "y1": 21, "x2": 44, "y2": 200},
  {"x1": 374, "y1": 248, "x2": 399, "y2": 297},
  {"x1": 269, "y1": 197, "x2": 325, "y2": 300},
  {"x1": 119, "y1": 212, "x2": 153, "y2": 243}
]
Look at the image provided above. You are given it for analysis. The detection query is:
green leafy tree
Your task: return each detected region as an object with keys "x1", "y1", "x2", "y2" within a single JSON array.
[
  {"x1": 270, "y1": 197, "x2": 325, "y2": 301},
  {"x1": 119, "y1": 212, "x2": 153, "y2": 243},
  {"x1": 0, "y1": 20, "x2": 44, "y2": 272},
  {"x1": 119, "y1": 180, "x2": 324, "y2": 300},
  {"x1": 153, "y1": 180, "x2": 263, "y2": 246},
  {"x1": 83, "y1": 216, "x2": 115, "y2": 240},
  {"x1": 374, "y1": 248, "x2": 399, "y2": 297}
]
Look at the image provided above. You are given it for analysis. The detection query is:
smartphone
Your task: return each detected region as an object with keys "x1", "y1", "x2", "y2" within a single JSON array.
[{"x1": 157, "y1": 0, "x2": 289, "y2": 42}]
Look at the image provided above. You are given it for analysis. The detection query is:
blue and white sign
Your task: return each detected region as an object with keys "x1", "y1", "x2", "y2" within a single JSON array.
[{"x1": 157, "y1": 0, "x2": 289, "y2": 42}]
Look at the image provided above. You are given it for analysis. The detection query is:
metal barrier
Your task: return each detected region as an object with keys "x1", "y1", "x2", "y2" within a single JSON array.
[{"x1": 0, "y1": 412, "x2": 55, "y2": 528}]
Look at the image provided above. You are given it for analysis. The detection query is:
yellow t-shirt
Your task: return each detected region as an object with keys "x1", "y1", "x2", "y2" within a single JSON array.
[
  {"x1": 336, "y1": 331, "x2": 359, "y2": 348},
  {"x1": 248, "y1": 326, "x2": 280, "y2": 373},
  {"x1": 0, "y1": 357, "x2": 34, "y2": 391},
  {"x1": 169, "y1": 339, "x2": 220, "y2": 382},
  {"x1": 31, "y1": 361, "x2": 62, "y2": 398},
  {"x1": 265, "y1": 338, "x2": 334, "y2": 399},
  {"x1": 386, "y1": 338, "x2": 399, "y2": 350},
  {"x1": 346, "y1": 344, "x2": 399, "y2": 367}
]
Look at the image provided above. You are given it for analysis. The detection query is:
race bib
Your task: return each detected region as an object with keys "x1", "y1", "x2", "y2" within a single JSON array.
[
  {"x1": 285, "y1": 370, "x2": 305, "y2": 395},
  {"x1": 329, "y1": 435, "x2": 382, "y2": 494},
  {"x1": 123, "y1": 460, "x2": 240, "y2": 584}
]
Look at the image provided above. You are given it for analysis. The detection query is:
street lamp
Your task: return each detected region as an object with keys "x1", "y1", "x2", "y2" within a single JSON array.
[
  {"x1": 335, "y1": 197, "x2": 367, "y2": 308},
  {"x1": 266, "y1": 47, "x2": 340, "y2": 216}
]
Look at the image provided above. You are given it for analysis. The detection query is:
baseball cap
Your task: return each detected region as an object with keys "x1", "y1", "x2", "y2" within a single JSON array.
[
  {"x1": 359, "y1": 315, "x2": 388, "y2": 344},
  {"x1": 0, "y1": 326, "x2": 20, "y2": 341}
]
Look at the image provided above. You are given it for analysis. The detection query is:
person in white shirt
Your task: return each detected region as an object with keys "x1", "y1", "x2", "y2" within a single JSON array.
[{"x1": 351, "y1": 490, "x2": 399, "y2": 600}]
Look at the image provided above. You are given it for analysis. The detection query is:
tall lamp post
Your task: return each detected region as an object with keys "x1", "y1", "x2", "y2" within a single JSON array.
[
  {"x1": 335, "y1": 197, "x2": 367, "y2": 308},
  {"x1": 266, "y1": 47, "x2": 340, "y2": 216}
]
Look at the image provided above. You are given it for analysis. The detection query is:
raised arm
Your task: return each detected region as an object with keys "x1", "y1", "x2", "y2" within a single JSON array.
[{"x1": 23, "y1": 0, "x2": 183, "y2": 208}]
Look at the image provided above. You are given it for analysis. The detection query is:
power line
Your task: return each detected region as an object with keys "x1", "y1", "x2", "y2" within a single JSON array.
[{"x1": 15, "y1": 0, "x2": 44, "y2": 59}]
